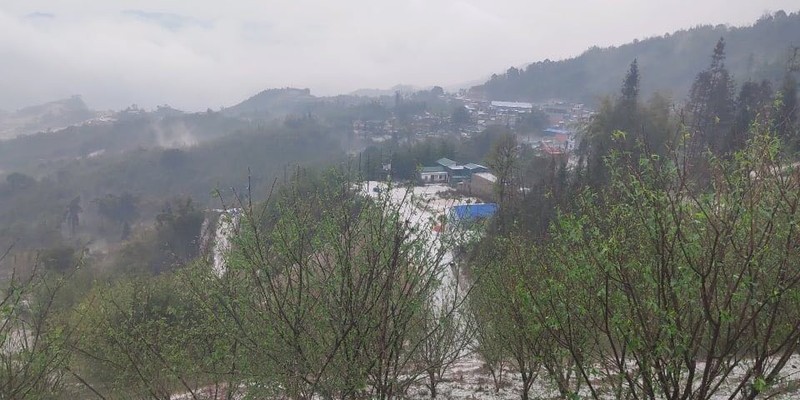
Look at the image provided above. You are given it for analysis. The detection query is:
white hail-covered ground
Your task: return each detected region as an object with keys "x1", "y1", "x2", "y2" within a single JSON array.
[
  {"x1": 173, "y1": 183, "x2": 800, "y2": 399},
  {"x1": 211, "y1": 210, "x2": 240, "y2": 277},
  {"x1": 362, "y1": 181, "x2": 480, "y2": 306}
]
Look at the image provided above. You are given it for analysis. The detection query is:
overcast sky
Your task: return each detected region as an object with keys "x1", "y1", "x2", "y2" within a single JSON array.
[{"x1": 0, "y1": 1, "x2": 797, "y2": 111}]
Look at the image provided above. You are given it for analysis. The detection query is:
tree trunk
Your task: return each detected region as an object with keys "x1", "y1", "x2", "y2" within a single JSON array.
[{"x1": 428, "y1": 369, "x2": 438, "y2": 398}]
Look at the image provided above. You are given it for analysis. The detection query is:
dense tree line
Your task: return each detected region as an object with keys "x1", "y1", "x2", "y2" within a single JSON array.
[
  {"x1": 478, "y1": 10, "x2": 800, "y2": 104},
  {"x1": 466, "y1": 40, "x2": 800, "y2": 399},
  {"x1": 471, "y1": 129, "x2": 800, "y2": 399},
  {"x1": 37, "y1": 171, "x2": 470, "y2": 399},
  {"x1": 0, "y1": 119, "x2": 346, "y2": 255}
]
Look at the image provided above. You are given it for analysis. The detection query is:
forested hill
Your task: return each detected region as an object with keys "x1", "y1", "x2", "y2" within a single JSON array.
[
  {"x1": 473, "y1": 10, "x2": 800, "y2": 104},
  {"x1": 223, "y1": 88, "x2": 315, "y2": 118}
]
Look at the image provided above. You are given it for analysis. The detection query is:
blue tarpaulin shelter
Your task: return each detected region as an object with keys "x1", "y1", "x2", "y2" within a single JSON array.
[{"x1": 450, "y1": 203, "x2": 498, "y2": 221}]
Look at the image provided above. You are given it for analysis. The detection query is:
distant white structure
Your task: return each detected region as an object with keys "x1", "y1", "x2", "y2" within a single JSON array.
[{"x1": 490, "y1": 101, "x2": 534, "y2": 110}]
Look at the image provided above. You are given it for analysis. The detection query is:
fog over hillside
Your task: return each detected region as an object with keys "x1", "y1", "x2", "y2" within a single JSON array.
[{"x1": 0, "y1": 1, "x2": 797, "y2": 110}]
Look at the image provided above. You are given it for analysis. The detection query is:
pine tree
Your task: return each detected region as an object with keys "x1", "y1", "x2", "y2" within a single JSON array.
[
  {"x1": 616, "y1": 59, "x2": 641, "y2": 148},
  {"x1": 730, "y1": 80, "x2": 773, "y2": 153},
  {"x1": 579, "y1": 61, "x2": 643, "y2": 189},
  {"x1": 621, "y1": 59, "x2": 640, "y2": 105},
  {"x1": 687, "y1": 38, "x2": 736, "y2": 155}
]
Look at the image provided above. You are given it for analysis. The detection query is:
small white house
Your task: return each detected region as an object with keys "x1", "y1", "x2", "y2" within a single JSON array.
[{"x1": 420, "y1": 166, "x2": 448, "y2": 184}]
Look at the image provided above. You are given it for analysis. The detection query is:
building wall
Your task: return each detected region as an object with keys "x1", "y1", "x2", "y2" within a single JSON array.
[
  {"x1": 421, "y1": 172, "x2": 448, "y2": 183},
  {"x1": 471, "y1": 174, "x2": 495, "y2": 199}
]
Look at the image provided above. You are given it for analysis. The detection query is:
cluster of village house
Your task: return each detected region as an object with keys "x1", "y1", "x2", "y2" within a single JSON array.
[
  {"x1": 419, "y1": 158, "x2": 498, "y2": 200},
  {"x1": 354, "y1": 97, "x2": 593, "y2": 217},
  {"x1": 462, "y1": 99, "x2": 591, "y2": 156},
  {"x1": 353, "y1": 96, "x2": 592, "y2": 160},
  {"x1": 351, "y1": 95, "x2": 595, "y2": 227},
  {"x1": 413, "y1": 157, "x2": 501, "y2": 229}
]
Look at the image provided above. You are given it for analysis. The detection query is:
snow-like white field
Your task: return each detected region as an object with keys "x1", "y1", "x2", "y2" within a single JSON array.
[
  {"x1": 174, "y1": 183, "x2": 800, "y2": 399},
  {"x1": 362, "y1": 181, "x2": 482, "y2": 304}
]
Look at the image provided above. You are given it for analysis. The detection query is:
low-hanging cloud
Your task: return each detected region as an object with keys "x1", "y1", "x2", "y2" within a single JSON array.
[{"x1": 0, "y1": 0, "x2": 796, "y2": 111}]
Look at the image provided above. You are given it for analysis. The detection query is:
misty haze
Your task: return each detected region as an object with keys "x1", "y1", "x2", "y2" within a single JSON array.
[{"x1": 0, "y1": 1, "x2": 799, "y2": 399}]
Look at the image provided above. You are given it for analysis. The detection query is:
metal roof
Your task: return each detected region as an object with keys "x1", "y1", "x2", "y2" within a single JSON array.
[
  {"x1": 473, "y1": 172, "x2": 497, "y2": 183},
  {"x1": 420, "y1": 166, "x2": 446, "y2": 173},
  {"x1": 436, "y1": 158, "x2": 457, "y2": 167},
  {"x1": 544, "y1": 128, "x2": 572, "y2": 135},
  {"x1": 491, "y1": 101, "x2": 533, "y2": 109}
]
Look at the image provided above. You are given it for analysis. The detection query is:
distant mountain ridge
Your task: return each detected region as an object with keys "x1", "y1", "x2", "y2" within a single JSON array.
[
  {"x1": 223, "y1": 88, "x2": 316, "y2": 118},
  {"x1": 0, "y1": 95, "x2": 98, "y2": 139},
  {"x1": 473, "y1": 10, "x2": 800, "y2": 104}
]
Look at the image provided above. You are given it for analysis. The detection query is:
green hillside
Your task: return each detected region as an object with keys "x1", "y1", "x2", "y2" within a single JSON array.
[{"x1": 474, "y1": 10, "x2": 800, "y2": 103}]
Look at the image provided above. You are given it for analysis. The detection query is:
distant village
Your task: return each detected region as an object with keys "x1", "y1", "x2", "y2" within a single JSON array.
[
  {"x1": 352, "y1": 91, "x2": 594, "y2": 199},
  {"x1": 352, "y1": 93, "x2": 593, "y2": 161}
]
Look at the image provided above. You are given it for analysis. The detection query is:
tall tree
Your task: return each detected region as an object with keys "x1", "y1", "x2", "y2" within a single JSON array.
[
  {"x1": 579, "y1": 98, "x2": 614, "y2": 189},
  {"x1": 95, "y1": 192, "x2": 139, "y2": 239},
  {"x1": 730, "y1": 80, "x2": 773, "y2": 152},
  {"x1": 620, "y1": 59, "x2": 640, "y2": 108},
  {"x1": 64, "y1": 196, "x2": 82, "y2": 236},
  {"x1": 616, "y1": 59, "x2": 643, "y2": 153},
  {"x1": 775, "y1": 72, "x2": 798, "y2": 147},
  {"x1": 687, "y1": 38, "x2": 736, "y2": 155},
  {"x1": 155, "y1": 197, "x2": 204, "y2": 269},
  {"x1": 581, "y1": 60, "x2": 648, "y2": 189},
  {"x1": 486, "y1": 133, "x2": 519, "y2": 230}
]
